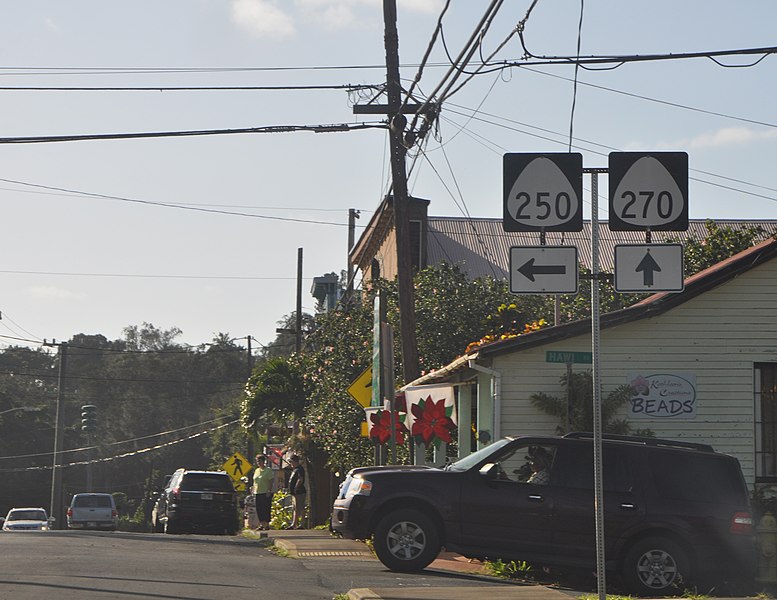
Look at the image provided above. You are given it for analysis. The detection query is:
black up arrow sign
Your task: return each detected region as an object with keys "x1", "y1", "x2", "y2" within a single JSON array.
[
  {"x1": 517, "y1": 258, "x2": 567, "y2": 282},
  {"x1": 636, "y1": 250, "x2": 661, "y2": 286}
]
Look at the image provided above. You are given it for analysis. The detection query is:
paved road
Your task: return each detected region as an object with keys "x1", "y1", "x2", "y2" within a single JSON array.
[{"x1": 0, "y1": 530, "x2": 536, "y2": 600}]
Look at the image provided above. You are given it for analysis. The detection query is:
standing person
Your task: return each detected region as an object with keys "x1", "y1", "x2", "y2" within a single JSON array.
[
  {"x1": 287, "y1": 455, "x2": 306, "y2": 529},
  {"x1": 252, "y1": 454, "x2": 274, "y2": 530}
]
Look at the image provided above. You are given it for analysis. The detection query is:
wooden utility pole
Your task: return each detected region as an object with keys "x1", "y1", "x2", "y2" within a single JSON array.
[{"x1": 381, "y1": 0, "x2": 420, "y2": 384}]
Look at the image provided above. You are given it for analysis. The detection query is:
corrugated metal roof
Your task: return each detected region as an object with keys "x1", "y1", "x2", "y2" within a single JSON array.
[{"x1": 426, "y1": 217, "x2": 777, "y2": 277}]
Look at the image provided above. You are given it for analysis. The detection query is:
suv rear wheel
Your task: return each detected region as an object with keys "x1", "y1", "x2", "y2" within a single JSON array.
[
  {"x1": 622, "y1": 536, "x2": 691, "y2": 596},
  {"x1": 373, "y1": 508, "x2": 441, "y2": 572}
]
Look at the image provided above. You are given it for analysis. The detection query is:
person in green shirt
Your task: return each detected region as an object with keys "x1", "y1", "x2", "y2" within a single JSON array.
[{"x1": 252, "y1": 454, "x2": 275, "y2": 530}]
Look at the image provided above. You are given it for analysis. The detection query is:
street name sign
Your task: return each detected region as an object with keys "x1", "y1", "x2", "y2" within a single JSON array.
[
  {"x1": 546, "y1": 350, "x2": 592, "y2": 364},
  {"x1": 608, "y1": 152, "x2": 688, "y2": 231},
  {"x1": 510, "y1": 246, "x2": 578, "y2": 294},
  {"x1": 614, "y1": 244, "x2": 684, "y2": 292},
  {"x1": 503, "y1": 153, "x2": 583, "y2": 232}
]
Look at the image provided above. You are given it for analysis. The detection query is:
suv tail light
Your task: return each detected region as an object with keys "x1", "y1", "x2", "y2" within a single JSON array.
[
  {"x1": 170, "y1": 487, "x2": 180, "y2": 500},
  {"x1": 66, "y1": 508, "x2": 72, "y2": 517},
  {"x1": 111, "y1": 509, "x2": 118, "y2": 518},
  {"x1": 730, "y1": 511, "x2": 753, "y2": 534}
]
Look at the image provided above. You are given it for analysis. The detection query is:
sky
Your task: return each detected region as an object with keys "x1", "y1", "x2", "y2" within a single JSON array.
[{"x1": 1, "y1": 0, "x2": 775, "y2": 352}]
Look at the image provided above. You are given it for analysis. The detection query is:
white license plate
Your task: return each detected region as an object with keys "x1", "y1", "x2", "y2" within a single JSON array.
[
  {"x1": 201, "y1": 493, "x2": 213, "y2": 500},
  {"x1": 87, "y1": 522, "x2": 97, "y2": 527}
]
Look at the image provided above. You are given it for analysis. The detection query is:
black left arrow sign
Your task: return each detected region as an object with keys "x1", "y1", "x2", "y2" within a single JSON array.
[
  {"x1": 517, "y1": 258, "x2": 567, "y2": 282},
  {"x1": 636, "y1": 250, "x2": 661, "y2": 286}
]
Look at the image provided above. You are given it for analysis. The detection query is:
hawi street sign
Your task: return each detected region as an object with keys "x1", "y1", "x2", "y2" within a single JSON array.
[{"x1": 546, "y1": 351, "x2": 593, "y2": 364}]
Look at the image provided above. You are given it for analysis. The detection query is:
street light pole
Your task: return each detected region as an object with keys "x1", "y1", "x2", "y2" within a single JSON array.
[{"x1": 49, "y1": 342, "x2": 68, "y2": 530}]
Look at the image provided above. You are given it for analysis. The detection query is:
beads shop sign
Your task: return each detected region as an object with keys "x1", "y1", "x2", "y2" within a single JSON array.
[{"x1": 628, "y1": 373, "x2": 697, "y2": 419}]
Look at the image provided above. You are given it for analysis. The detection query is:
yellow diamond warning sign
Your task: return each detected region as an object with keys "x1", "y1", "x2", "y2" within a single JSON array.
[
  {"x1": 223, "y1": 451, "x2": 251, "y2": 482},
  {"x1": 347, "y1": 366, "x2": 372, "y2": 408}
]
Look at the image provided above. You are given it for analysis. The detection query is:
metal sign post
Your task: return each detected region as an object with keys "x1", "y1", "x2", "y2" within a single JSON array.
[{"x1": 586, "y1": 168, "x2": 607, "y2": 600}]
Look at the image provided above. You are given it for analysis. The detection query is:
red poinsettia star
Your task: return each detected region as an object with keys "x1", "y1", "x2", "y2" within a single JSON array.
[
  {"x1": 369, "y1": 409, "x2": 408, "y2": 445},
  {"x1": 411, "y1": 396, "x2": 454, "y2": 444}
]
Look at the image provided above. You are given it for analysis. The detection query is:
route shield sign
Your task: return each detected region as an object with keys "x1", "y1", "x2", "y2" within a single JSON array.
[
  {"x1": 510, "y1": 246, "x2": 578, "y2": 294},
  {"x1": 609, "y1": 152, "x2": 688, "y2": 231},
  {"x1": 503, "y1": 153, "x2": 583, "y2": 232},
  {"x1": 614, "y1": 244, "x2": 684, "y2": 292}
]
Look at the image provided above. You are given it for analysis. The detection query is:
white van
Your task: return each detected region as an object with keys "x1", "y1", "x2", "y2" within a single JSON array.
[{"x1": 67, "y1": 493, "x2": 118, "y2": 531}]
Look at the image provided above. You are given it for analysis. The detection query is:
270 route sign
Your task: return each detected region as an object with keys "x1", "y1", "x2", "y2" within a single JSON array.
[
  {"x1": 503, "y1": 153, "x2": 583, "y2": 232},
  {"x1": 609, "y1": 152, "x2": 688, "y2": 231}
]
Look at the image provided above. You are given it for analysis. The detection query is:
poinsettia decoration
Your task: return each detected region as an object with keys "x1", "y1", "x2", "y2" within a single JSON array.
[
  {"x1": 411, "y1": 395, "x2": 455, "y2": 446},
  {"x1": 369, "y1": 409, "x2": 409, "y2": 445}
]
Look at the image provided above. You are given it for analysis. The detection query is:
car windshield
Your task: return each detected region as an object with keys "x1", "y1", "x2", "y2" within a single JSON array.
[
  {"x1": 445, "y1": 438, "x2": 513, "y2": 471},
  {"x1": 8, "y1": 509, "x2": 47, "y2": 521}
]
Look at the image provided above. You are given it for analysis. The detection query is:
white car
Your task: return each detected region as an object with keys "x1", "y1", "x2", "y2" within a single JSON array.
[{"x1": 2, "y1": 507, "x2": 53, "y2": 531}]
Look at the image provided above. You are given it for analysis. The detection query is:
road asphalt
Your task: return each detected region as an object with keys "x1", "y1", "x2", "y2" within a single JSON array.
[{"x1": 260, "y1": 528, "x2": 756, "y2": 600}]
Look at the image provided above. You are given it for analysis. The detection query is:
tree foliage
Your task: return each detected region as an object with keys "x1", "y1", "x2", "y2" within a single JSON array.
[{"x1": 0, "y1": 325, "x2": 252, "y2": 517}]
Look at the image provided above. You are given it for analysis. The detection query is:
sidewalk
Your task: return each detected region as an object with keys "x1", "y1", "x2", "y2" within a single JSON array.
[
  {"x1": 263, "y1": 529, "x2": 574, "y2": 599},
  {"x1": 259, "y1": 529, "x2": 758, "y2": 600}
]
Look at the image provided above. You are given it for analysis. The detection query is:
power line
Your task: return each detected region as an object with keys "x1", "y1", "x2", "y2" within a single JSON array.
[
  {"x1": 0, "y1": 177, "x2": 366, "y2": 227},
  {"x1": 0, "y1": 121, "x2": 385, "y2": 145},
  {"x1": 0, "y1": 420, "x2": 239, "y2": 472},
  {"x1": 0, "y1": 269, "x2": 301, "y2": 280},
  {"x1": 0, "y1": 83, "x2": 378, "y2": 92}
]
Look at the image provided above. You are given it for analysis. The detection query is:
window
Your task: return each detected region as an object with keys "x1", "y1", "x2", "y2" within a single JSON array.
[
  {"x1": 553, "y1": 444, "x2": 634, "y2": 493},
  {"x1": 649, "y1": 449, "x2": 747, "y2": 505},
  {"x1": 756, "y1": 363, "x2": 777, "y2": 481}
]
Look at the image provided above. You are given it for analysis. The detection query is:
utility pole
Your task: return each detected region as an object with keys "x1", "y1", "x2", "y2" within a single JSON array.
[
  {"x1": 381, "y1": 0, "x2": 420, "y2": 384},
  {"x1": 296, "y1": 247, "x2": 303, "y2": 354},
  {"x1": 49, "y1": 341, "x2": 68, "y2": 529},
  {"x1": 346, "y1": 209, "x2": 360, "y2": 300}
]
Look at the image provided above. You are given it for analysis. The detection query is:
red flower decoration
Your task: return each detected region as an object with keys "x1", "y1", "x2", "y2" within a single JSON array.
[
  {"x1": 411, "y1": 396, "x2": 454, "y2": 445},
  {"x1": 369, "y1": 409, "x2": 408, "y2": 445}
]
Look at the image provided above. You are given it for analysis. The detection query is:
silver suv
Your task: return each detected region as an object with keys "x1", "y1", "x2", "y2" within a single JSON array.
[{"x1": 67, "y1": 493, "x2": 118, "y2": 531}]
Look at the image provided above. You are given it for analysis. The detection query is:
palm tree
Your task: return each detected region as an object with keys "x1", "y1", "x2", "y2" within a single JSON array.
[{"x1": 530, "y1": 370, "x2": 639, "y2": 435}]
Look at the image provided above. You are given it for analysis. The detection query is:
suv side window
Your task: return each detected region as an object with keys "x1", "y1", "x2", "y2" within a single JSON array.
[
  {"x1": 553, "y1": 443, "x2": 634, "y2": 493},
  {"x1": 648, "y1": 449, "x2": 747, "y2": 505},
  {"x1": 488, "y1": 443, "x2": 558, "y2": 484}
]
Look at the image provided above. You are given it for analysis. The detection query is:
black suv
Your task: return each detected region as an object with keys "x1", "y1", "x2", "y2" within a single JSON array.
[
  {"x1": 332, "y1": 433, "x2": 755, "y2": 596},
  {"x1": 154, "y1": 469, "x2": 240, "y2": 535}
]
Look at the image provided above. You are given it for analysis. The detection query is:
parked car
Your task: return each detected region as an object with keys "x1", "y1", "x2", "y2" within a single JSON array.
[
  {"x1": 2, "y1": 507, "x2": 54, "y2": 531},
  {"x1": 331, "y1": 433, "x2": 756, "y2": 596},
  {"x1": 153, "y1": 469, "x2": 240, "y2": 535},
  {"x1": 67, "y1": 493, "x2": 118, "y2": 531}
]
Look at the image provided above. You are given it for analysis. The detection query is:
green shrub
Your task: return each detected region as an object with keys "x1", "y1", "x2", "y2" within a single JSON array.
[{"x1": 486, "y1": 558, "x2": 532, "y2": 580}]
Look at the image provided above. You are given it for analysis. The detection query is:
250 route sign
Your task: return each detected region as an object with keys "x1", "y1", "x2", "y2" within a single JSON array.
[
  {"x1": 503, "y1": 153, "x2": 583, "y2": 232},
  {"x1": 609, "y1": 152, "x2": 688, "y2": 231}
]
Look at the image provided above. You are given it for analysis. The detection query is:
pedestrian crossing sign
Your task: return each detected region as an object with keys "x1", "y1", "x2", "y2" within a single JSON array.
[{"x1": 223, "y1": 451, "x2": 251, "y2": 482}]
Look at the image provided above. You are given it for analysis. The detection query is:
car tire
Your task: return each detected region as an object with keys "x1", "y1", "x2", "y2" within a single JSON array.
[
  {"x1": 622, "y1": 536, "x2": 691, "y2": 597},
  {"x1": 373, "y1": 508, "x2": 441, "y2": 572}
]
